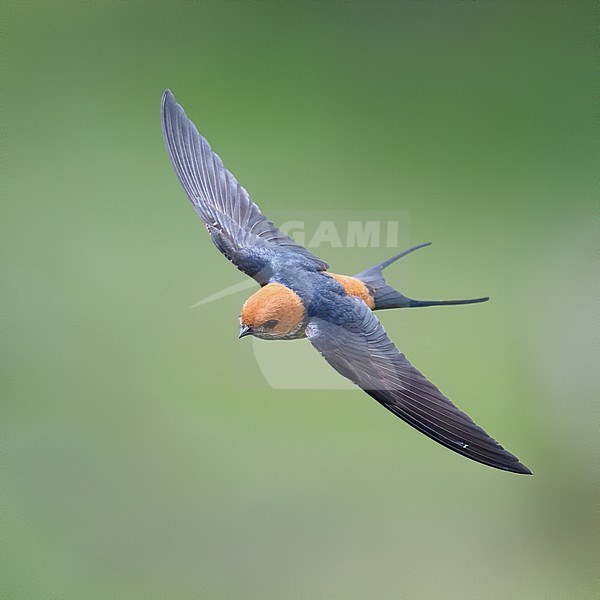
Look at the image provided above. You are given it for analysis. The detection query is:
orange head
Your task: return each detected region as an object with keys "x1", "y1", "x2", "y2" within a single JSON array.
[{"x1": 239, "y1": 283, "x2": 306, "y2": 340}]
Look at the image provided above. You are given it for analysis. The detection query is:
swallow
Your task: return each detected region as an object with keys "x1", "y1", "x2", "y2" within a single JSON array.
[{"x1": 161, "y1": 89, "x2": 531, "y2": 475}]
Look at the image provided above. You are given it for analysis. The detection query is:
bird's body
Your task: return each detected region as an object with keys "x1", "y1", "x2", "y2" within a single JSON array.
[
  {"x1": 161, "y1": 89, "x2": 531, "y2": 475},
  {"x1": 241, "y1": 272, "x2": 372, "y2": 340}
]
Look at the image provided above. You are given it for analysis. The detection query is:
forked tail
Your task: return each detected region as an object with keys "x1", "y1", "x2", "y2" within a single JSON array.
[{"x1": 354, "y1": 242, "x2": 489, "y2": 311}]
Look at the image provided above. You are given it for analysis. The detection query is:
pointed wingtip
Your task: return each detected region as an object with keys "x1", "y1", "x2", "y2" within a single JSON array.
[
  {"x1": 495, "y1": 450, "x2": 532, "y2": 475},
  {"x1": 161, "y1": 89, "x2": 190, "y2": 145},
  {"x1": 162, "y1": 88, "x2": 175, "y2": 111},
  {"x1": 510, "y1": 461, "x2": 533, "y2": 475}
]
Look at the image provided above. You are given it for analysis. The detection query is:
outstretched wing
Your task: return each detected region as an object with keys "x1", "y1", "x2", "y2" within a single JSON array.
[
  {"x1": 306, "y1": 299, "x2": 531, "y2": 474},
  {"x1": 161, "y1": 90, "x2": 328, "y2": 284}
]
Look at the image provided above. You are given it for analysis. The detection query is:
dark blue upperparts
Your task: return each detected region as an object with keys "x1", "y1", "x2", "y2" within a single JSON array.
[{"x1": 273, "y1": 267, "x2": 358, "y2": 325}]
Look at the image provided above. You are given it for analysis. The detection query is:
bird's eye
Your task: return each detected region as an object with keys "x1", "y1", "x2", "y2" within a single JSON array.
[{"x1": 263, "y1": 319, "x2": 279, "y2": 330}]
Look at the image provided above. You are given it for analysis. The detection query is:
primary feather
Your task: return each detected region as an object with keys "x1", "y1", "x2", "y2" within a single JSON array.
[
  {"x1": 306, "y1": 297, "x2": 531, "y2": 474},
  {"x1": 161, "y1": 90, "x2": 328, "y2": 284}
]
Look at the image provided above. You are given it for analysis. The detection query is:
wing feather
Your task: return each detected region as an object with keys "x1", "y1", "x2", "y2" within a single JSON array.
[
  {"x1": 161, "y1": 90, "x2": 328, "y2": 284},
  {"x1": 306, "y1": 300, "x2": 531, "y2": 474}
]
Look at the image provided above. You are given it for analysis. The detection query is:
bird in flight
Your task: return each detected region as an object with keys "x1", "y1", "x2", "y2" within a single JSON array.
[{"x1": 161, "y1": 89, "x2": 531, "y2": 475}]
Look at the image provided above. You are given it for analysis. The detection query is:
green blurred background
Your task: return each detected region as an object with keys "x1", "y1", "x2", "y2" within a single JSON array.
[{"x1": 3, "y1": 2, "x2": 598, "y2": 598}]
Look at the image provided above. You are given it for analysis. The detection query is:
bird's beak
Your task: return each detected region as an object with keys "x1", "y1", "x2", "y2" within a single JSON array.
[{"x1": 239, "y1": 324, "x2": 252, "y2": 339}]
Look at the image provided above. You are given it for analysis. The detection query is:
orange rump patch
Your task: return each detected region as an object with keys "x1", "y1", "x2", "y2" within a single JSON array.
[{"x1": 327, "y1": 273, "x2": 375, "y2": 308}]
